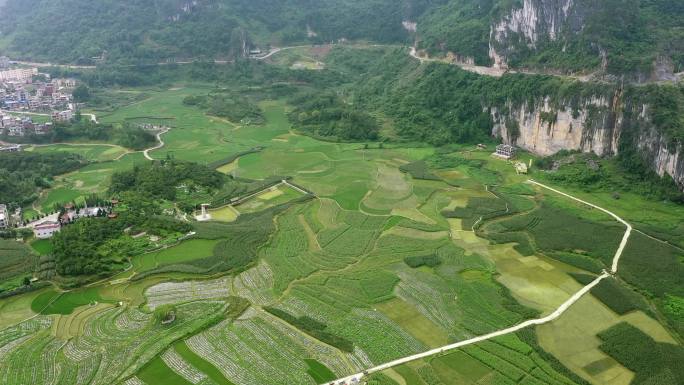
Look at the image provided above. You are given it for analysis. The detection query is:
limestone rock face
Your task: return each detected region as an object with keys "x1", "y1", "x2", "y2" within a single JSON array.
[
  {"x1": 490, "y1": 93, "x2": 684, "y2": 190},
  {"x1": 488, "y1": 0, "x2": 583, "y2": 69}
]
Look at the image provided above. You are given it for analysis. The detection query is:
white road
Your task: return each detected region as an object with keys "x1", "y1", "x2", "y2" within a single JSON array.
[
  {"x1": 143, "y1": 128, "x2": 170, "y2": 161},
  {"x1": 325, "y1": 179, "x2": 632, "y2": 385}
]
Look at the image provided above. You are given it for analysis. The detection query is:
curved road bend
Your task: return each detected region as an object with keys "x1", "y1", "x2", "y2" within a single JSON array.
[
  {"x1": 143, "y1": 128, "x2": 170, "y2": 161},
  {"x1": 326, "y1": 179, "x2": 632, "y2": 385}
]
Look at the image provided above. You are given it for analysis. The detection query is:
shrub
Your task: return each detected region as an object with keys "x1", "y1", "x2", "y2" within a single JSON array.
[
  {"x1": 404, "y1": 254, "x2": 441, "y2": 268},
  {"x1": 264, "y1": 307, "x2": 354, "y2": 352}
]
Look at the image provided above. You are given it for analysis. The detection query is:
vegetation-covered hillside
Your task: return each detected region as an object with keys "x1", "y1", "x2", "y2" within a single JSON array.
[
  {"x1": 0, "y1": 0, "x2": 428, "y2": 63},
  {"x1": 417, "y1": 0, "x2": 684, "y2": 77},
  {"x1": 1, "y1": 0, "x2": 681, "y2": 77}
]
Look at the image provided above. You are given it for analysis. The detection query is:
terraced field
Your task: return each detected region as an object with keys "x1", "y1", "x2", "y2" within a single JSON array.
[{"x1": 1, "y1": 88, "x2": 680, "y2": 385}]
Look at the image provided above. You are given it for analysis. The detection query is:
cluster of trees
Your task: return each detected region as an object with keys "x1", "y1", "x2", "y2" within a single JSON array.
[
  {"x1": 183, "y1": 92, "x2": 264, "y2": 124},
  {"x1": 0, "y1": 152, "x2": 86, "y2": 206},
  {"x1": 4, "y1": 119, "x2": 156, "y2": 151},
  {"x1": 404, "y1": 254, "x2": 441, "y2": 268},
  {"x1": 52, "y1": 211, "x2": 191, "y2": 276},
  {"x1": 109, "y1": 160, "x2": 225, "y2": 201},
  {"x1": 288, "y1": 92, "x2": 380, "y2": 141}
]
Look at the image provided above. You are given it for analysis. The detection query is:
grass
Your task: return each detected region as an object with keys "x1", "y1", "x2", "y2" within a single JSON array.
[
  {"x1": 29, "y1": 144, "x2": 129, "y2": 162},
  {"x1": 304, "y1": 359, "x2": 336, "y2": 383},
  {"x1": 207, "y1": 205, "x2": 239, "y2": 222},
  {"x1": 134, "y1": 239, "x2": 219, "y2": 273},
  {"x1": 32, "y1": 287, "x2": 109, "y2": 315},
  {"x1": 234, "y1": 184, "x2": 305, "y2": 214},
  {"x1": 30, "y1": 239, "x2": 53, "y2": 256},
  {"x1": 136, "y1": 355, "x2": 194, "y2": 385},
  {"x1": 174, "y1": 340, "x2": 236, "y2": 385}
]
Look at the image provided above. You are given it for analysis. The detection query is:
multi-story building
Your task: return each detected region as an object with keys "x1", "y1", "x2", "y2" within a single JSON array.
[
  {"x1": 0, "y1": 68, "x2": 38, "y2": 83},
  {"x1": 493, "y1": 144, "x2": 517, "y2": 160},
  {"x1": 52, "y1": 110, "x2": 73, "y2": 122}
]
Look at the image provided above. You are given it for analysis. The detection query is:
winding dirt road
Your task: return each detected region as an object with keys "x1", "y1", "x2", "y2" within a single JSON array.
[
  {"x1": 326, "y1": 179, "x2": 632, "y2": 385},
  {"x1": 143, "y1": 128, "x2": 170, "y2": 161}
]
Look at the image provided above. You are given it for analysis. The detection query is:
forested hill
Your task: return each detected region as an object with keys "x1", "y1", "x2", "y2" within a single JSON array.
[
  {"x1": 0, "y1": 0, "x2": 681, "y2": 79},
  {"x1": 416, "y1": 0, "x2": 684, "y2": 80},
  {"x1": 0, "y1": 0, "x2": 434, "y2": 64}
]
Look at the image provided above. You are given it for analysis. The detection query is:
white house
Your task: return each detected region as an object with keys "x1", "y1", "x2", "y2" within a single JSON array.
[
  {"x1": 0, "y1": 204, "x2": 8, "y2": 229},
  {"x1": 33, "y1": 221, "x2": 61, "y2": 239}
]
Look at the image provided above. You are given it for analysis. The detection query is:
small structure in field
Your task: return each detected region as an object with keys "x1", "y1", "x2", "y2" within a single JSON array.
[
  {"x1": 493, "y1": 144, "x2": 516, "y2": 160},
  {"x1": 195, "y1": 203, "x2": 212, "y2": 222},
  {"x1": 514, "y1": 162, "x2": 528, "y2": 174}
]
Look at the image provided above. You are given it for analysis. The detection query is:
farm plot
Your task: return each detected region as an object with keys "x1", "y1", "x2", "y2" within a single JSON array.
[
  {"x1": 0, "y1": 300, "x2": 228, "y2": 385},
  {"x1": 0, "y1": 240, "x2": 36, "y2": 284},
  {"x1": 133, "y1": 239, "x2": 220, "y2": 274},
  {"x1": 234, "y1": 184, "x2": 305, "y2": 214},
  {"x1": 30, "y1": 144, "x2": 129, "y2": 162},
  {"x1": 144, "y1": 277, "x2": 232, "y2": 310},
  {"x1": 361, "y1": 163, "x2": 419, "y2": 215},
  {"x1": 185, "y1": 309, "x2": 359, "y2": 385}
]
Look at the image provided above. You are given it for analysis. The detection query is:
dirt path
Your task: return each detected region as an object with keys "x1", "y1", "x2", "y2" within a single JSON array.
[{"x1": 327, "y1": 179, "x2": 632, "y2": 385}]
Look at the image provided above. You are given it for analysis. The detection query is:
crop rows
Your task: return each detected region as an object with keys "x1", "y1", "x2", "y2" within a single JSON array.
[
  {"x1": 123, "y1": 377, "x2": 145, "y2": 385},
  {"x1": 395, "y1": 269, "x2": 459, "y2": 332},
  {"x1": 162, "y1": 348, "x2": 207, "y2": 384},
  {"x1": 233, "y1": 261, "x2": 275, "y2": 305},
  {"x1": 187, "y1": 314, "x2": 313, "y2": 385},
  {"x1": 0, "y1": 301, "x2": 227, "y2": 385},
  {"x1": 329, "y1": 308, "x2": 425, "y2": 364},
  {"x1": 145, "y1": 278, "x2": 232, "y2": 310}
]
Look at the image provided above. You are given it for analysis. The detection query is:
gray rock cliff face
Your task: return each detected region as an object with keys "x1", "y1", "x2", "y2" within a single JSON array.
[
  {"x1": 489, "y1": 0, "x2": 582, "y2": 69},
  {"x1": 491, "y1": 93, "x2": 684, "y2": 189}
]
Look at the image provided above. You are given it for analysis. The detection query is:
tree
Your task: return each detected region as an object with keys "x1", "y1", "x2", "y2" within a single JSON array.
[
  {"x1": 153, "y1": 304, "x2": 177, "y2": 324},
  {"x1": 72, "y1": 85, "x2": 91, "y2": 102},
  {"x1": 22, "y1": 276, "x2": 31, "y2": 286}
]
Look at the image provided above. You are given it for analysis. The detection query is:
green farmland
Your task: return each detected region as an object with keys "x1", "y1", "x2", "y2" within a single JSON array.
[{"x1": 0, "y1": 82, "x2": 681, "y2": 385}]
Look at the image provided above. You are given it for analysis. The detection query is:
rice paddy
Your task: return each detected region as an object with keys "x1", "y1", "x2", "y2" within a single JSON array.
[{"x1": 1, "y1": 85, "x2": 680, "y2": 385}]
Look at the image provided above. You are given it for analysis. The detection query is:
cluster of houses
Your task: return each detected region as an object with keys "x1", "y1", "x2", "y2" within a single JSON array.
[
  {"x1": 1, "y1": 71, "x2": 76, "y2": 112},
  {"x1": 0, "y1": 204, "x2": 22, "y2": 230},
  {"x1": 0, "y1": 114, "x2": 54, "y2": 137},
  {"x1": 26, "y1": 203, "x2": 115, "y2": 239},
  {"x1": 0, "y1": 64, "x2": 79, "y2": 137}
]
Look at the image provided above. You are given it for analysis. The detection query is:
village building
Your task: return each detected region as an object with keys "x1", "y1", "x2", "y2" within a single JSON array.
[
  {"x1": 0, "y1": 68, "x2": 38, "y2": 83},
  {"x1": 493, "y1": 144, "x2": 517, "y2": 160},
  {"x1": 33, "y1": 221, "x2": 61, "y2": 239},
  {"x1": 0, "y1": 204, "x2": 8, "y2": 229},
  {"x1": 52, "y1": 110, "x2": 73, "y2": 122},
  {"x1": 0, "y1": 144, "x2": 22, "y2": 152}
]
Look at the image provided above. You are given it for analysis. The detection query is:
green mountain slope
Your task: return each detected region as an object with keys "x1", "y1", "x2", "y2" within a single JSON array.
[
  {"x1": 1, "y1": 0, "x2": 681, "y2": 78},
  {"x1": 416, "y1": 0, "x2": 684, "y2": 79},
  {"x1": 0, "y1": 0, "x2": 436, "y2": 64}
]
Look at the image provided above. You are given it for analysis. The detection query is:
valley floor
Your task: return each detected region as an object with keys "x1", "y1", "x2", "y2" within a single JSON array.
[{"x1": 0, "y1": 87, "x2": 681, "y2": 385}]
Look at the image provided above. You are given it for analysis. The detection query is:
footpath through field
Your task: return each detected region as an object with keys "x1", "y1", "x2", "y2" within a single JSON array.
[{"x1": 326, "y1": 179, "x2": 633, "y2": 385}]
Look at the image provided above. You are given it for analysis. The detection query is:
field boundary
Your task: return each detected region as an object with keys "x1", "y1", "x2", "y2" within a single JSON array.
[{"x1": 326, "y1": 179, "x2": 632, "y2": 385}]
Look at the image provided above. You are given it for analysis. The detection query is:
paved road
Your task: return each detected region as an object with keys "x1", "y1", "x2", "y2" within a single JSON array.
[
  {"x1": 143, "y1": 128, "x2": 170, "y2": 161},
  {"x1": 325, "y1": 179, "x2": 632, "y2": 385}
]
